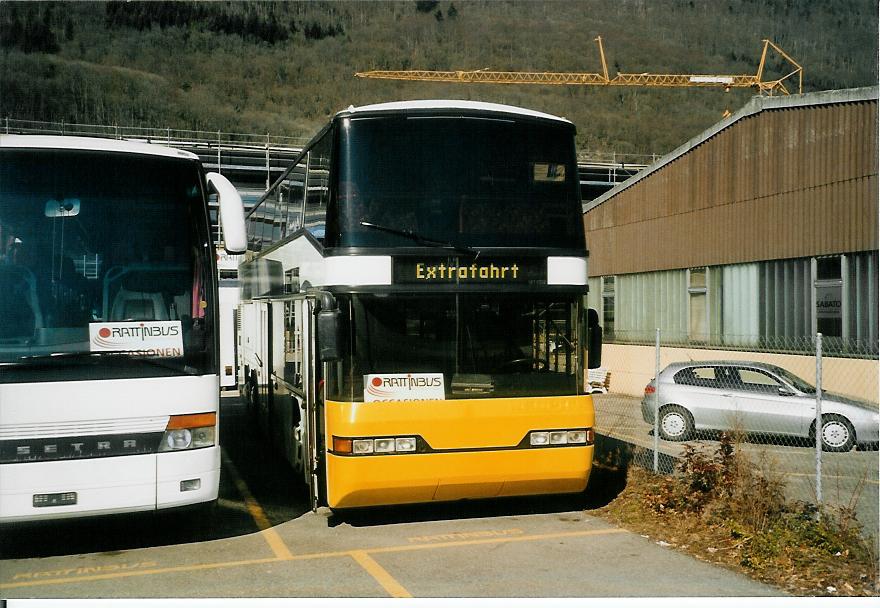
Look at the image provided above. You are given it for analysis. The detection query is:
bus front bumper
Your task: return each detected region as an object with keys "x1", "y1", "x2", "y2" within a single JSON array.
[
  {"x1": 326, "y1": 445, "x2": 593, "y2": 509},
  {"x1": 0, "y1": 446, "x2": 219, "y2": 523}
]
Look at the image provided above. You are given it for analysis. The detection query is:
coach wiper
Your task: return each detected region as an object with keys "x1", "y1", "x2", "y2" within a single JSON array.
[
  {"x1": 11, "y1": 351, "x2": 199, "y2": 375},
  {"x1": 360, "y1": 221, "x2": 480, "y2": 259}
]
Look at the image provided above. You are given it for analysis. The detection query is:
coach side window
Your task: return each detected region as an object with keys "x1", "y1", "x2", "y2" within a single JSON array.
[{"x1": 304, "y1": 132, "x2": 331, "y2": 241}]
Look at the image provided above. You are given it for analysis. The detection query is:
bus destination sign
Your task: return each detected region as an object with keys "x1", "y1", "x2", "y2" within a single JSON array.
[{"x1": 393, "y1": 258, "x2": 545, "y2": 284}]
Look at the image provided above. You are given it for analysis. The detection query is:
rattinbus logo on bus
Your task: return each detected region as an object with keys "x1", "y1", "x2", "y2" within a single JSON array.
[
  {"x1": 96, "y1": 324, "x2": 180, "y2": 341},
  {"x1": 89, "y1": 321, "x2": 184, "y2": 357},
  {"x1": 364, "y1": 373, "x2": 445, "y2": 402}
]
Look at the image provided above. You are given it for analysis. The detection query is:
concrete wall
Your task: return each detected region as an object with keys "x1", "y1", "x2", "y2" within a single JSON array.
[{"x1": 601, "y1": 342, "x2": 879, "y2": 405}]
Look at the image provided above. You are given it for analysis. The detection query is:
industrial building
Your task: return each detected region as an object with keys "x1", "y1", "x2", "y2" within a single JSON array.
[{"x1": 583, "y1": 87, "x2": 878, "y2": 399}]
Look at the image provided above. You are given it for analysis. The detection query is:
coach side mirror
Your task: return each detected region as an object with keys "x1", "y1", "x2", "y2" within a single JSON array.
[
  {"x1": 586, "y1": 308, "x2": 603, "y2": 370},
  {"x1": 206, "y1": 172, "x2": 247, "y2": 254}
]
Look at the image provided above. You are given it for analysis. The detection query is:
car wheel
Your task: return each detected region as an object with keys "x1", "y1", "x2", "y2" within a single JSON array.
[
  {"x1": 820, "y1": 414, "x2": 856, "y2": 452},
  {"x1": 659, "y1": 405, "x2": 694, "y2": 441}
]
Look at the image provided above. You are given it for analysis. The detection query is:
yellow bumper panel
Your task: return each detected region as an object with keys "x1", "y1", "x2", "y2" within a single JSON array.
[
  {"x1": 324, "y1": 395, "x2": 594, "y2": 508},
  {"x1": 327, "y1": 447, "x2": 593, "y2": 508}
]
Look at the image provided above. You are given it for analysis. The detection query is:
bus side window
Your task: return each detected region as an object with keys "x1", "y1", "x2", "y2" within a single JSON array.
[
  {"x1": 283, "y1": 300, "x2": 303, "y2": 388},
  {"x1": 304, "y1": 132, "x2": 332, "y2": 241}
]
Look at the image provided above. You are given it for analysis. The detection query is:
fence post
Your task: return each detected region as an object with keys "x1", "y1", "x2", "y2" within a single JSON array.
[
  {"x1": 217, "y1": 130, "x2": 222, "y2": 174},
  {"x1": 654, "y1": 327, "x2": 661, "y2": 473},
  {"x1": 266, "y1": 133, "x2": 271, "y2": 190},
  {"x1": 815, "y1": 332, "x2": 823, "y2": 509}
]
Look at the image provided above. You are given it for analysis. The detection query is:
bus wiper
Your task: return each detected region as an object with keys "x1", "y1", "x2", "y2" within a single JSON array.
[
  {"x1": 360, "y1": 221, "x2": 480, "y2": 259},
  {"x1": 11, "y1": 351, "x2": 200, "y2": 375}
]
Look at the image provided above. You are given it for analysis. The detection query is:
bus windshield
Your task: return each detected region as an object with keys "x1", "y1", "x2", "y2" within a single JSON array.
[
  {"x1": 328, "y1": 116, "x2": 584, "y2": 251},
  {"x1": 0, "y1": 149, "x2": 215, "y2": 379},
  {"x1": 327, "y1": 294, "x2": 582, "y2": 401}
]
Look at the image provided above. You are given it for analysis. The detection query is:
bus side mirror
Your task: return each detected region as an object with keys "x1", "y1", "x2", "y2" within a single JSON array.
[
  {"x1": 586, "y1": 308, "x2": 602, "y2": 370},
  {"x1": 206, "y1": 172, "x2": 247, "y2": 254},
  {"x1": 317, "y1": 309, "x2": 342, "y2": 362}
]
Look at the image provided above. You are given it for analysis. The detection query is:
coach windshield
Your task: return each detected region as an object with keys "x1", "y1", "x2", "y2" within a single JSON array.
[
  {"x1": 325, "y1": 294, "x2": 583, "y2": 402},
  {"x1": 327, "y1": 115, "x2": 584, "y2": 251},
  {"x1": 0, "y1": 148, "x2": 215, "y2": 381}
]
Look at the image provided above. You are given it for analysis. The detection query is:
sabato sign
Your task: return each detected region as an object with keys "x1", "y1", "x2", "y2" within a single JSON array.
[
  {"x1": 364, "y1": 373, "x2": 445, "y2": 402},
  {"x1": 89, "y1": 321, "x2": 184, "y2": 357}
]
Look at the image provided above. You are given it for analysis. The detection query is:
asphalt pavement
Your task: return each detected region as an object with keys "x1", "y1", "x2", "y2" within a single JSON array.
[{"x1": 0, "y1": 394, "x2": 785, "y2": 598}]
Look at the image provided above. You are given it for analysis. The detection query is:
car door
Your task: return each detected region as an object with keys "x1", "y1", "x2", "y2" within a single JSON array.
[
  {"x1": 728, "y1": 366, "x2": 809, "y2": 438},
  {"x1": 671, "y1": 366, "x2": 736, "y2": 431}
]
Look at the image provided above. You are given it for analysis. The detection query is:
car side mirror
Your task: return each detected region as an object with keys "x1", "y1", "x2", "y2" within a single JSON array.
[{"x1": 777, "y1": 386, "x2": 796, "y2": 397}]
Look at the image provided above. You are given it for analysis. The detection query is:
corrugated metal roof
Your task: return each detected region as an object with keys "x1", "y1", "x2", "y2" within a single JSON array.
[{"x1": 584, "y1": 86, "x2": 880, "y2": 213}]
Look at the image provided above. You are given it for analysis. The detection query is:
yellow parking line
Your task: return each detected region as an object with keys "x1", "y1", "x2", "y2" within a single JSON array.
[
  {"x1": 368, "y1": 527, "x2": 628, "y2": 554},
  {"x1": 0, "y1": 527, "x2": 626, "y2": 591},
  {"x1": 350, "y1": 551, "x2": 413, "y2": 598},
  {"x1": 221, "y1": 450, "x2": 294, "y2": 560},
  {"x1": 0, "y1": 557, "x2": 282, "y2": 590}
]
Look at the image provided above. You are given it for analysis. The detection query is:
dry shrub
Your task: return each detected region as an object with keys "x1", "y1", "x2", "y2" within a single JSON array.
[{"x1": 634, "y1": 432, "x2": 877, "y2": 592}]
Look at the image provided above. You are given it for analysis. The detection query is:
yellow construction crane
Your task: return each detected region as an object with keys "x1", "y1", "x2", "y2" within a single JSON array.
[{"x1": 356, "y1": 37, "x2": 803, "y2": 96}]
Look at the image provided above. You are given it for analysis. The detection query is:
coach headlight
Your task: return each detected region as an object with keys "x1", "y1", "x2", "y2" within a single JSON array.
[{"x1": 159, "y1": 412, "x2": 216, "y2": 452}]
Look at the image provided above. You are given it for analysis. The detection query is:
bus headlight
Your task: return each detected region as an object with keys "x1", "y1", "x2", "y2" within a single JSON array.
[
  {"x1": 395, "y1": 437, "x2": 417, "y2": 452},
  {"x1": 332, "y1": 436, "x2": 418, "y2": 455},
  {"x1": 165, "y1": 429, "x2": 193, "y2": 450},
  {"x1": 374, "y1": 438, "x2": 396, "y2": 453},
  {"x1": 159, "y1": 412, "x2": 216, "y2": 452},
  {"x1": 352, "y1": 439, "x2": 375, "y2": 454},
  {"x1": 529, "y1": 429, "x2": 592, "y2": 447},
  {"x1": 529, "y1": 432, "x2": 550, "y2": 446}
]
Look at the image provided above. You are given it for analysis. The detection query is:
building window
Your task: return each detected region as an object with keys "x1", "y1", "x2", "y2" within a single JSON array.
[
  {"x1": 759, "y1": 258, "x2": 811, "y2": 346},
  {"x1": 814, "y1": 255, "x2": 842, "y2": 339},
  {"x1": 688, "y1": 267, "x2": 708, "y2": 342},
  {"x1": 843, "y1": 251, "x2": 879, "y2": 348},
  {"x1": 601, "y1": 276, "x2": 615, "y2": 339}
]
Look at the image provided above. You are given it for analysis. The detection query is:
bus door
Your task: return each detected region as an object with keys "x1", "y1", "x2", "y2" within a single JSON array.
[
  {"x1": 271, "y1": 296, "x2": 320, "y2": 509},
  {"x1": 302, "y1": 296, "x2": 322, "y2": 511},
  {"x1": 254, "y1": 300, "x2": 272, "y2": 435}
]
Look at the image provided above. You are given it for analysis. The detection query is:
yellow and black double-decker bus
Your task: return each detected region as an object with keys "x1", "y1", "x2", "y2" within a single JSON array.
[{"x1": 238, "y1": 100, "x2": 602, "y2": 510}]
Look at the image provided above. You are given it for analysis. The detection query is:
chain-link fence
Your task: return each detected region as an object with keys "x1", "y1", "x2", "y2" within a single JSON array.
[{"x1": 592, "y1": 330, "x2": 879, "y2": 543}]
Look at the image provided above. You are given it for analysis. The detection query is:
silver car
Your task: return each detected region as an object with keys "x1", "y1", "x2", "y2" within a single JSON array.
[{"x1": 641, "y1": 361, "x2": 879, "y2": 452}]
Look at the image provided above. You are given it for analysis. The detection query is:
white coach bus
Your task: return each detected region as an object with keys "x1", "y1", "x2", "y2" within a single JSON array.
[{"x1": 0, "y1": 135, "x2": 245, "y2": 521}]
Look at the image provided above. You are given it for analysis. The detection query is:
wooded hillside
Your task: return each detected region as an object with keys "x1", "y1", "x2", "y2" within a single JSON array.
[{"x1": 1, "y1": 0, "x2": 876, "y2": 155}]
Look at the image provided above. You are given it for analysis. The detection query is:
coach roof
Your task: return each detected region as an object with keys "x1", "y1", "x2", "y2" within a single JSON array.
[
  {"x1": 339, "y1": 99, "x2": 572, "y2": 125},
  {"x1": 0, "y1": 135, "x2": 200, "y2": 161}
]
